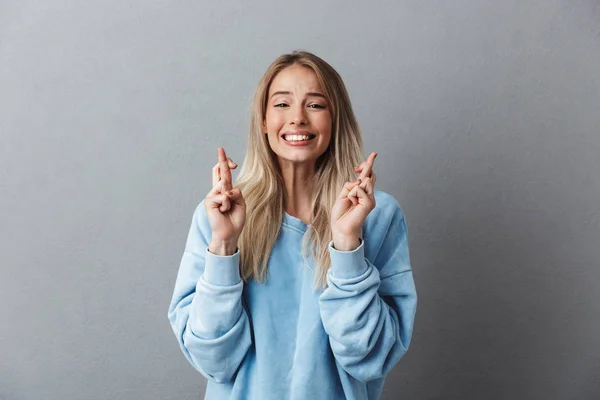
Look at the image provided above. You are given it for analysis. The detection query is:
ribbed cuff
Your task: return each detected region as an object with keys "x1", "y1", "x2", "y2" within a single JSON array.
[
  {"x1": 328, "y1": 238, "x2": 369, "y2": 278},
  {"x1": 203, "y1": 247, "x2": 241, "y2": 286}
]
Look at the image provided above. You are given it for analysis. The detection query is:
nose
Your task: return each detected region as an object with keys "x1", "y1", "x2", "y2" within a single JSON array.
[{"x1": 290, "y1": 104, "x2": 307, "y2": 126}]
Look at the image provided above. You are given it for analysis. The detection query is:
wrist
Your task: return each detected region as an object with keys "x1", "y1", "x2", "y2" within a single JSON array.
[
  {"x1": 208, "y1": 240, "x2": 238, "y2": 256},
  {"x1": 331, "y1": 235, "x2": 361, "y2": 251}
]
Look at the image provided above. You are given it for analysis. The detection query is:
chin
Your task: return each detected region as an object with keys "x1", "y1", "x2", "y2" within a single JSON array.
[{"x1": 275, "y1": 151, "x2": 317, "y2": 165}]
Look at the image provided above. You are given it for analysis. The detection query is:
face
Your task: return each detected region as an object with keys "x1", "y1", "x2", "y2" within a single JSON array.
[{"x1": 263, "y1": 65, "x2": 332, "y2": 169}]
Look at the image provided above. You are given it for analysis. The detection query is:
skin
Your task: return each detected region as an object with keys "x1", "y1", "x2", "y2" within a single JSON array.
[
  {"x1": 262, "y1": 64, "x2": 332, "y2": 223},
  {"x1": 331, "y1": 151, "x2": 377, "y2": 250},
  {"x1": 205, "y1": 65, "x2": 378, "y2": 255},
  {"x1": 205, "y1": 147, "x2": 244, "y2": 256}
]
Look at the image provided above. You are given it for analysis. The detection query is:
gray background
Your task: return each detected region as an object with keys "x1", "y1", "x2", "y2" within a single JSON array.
[{"x1": 1, "y1": 0, "x2": 599, "y2": 399}]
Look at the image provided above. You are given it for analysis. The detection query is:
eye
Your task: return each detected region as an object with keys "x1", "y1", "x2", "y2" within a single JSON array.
[
  {"x1": 308, "y1": 104, "x2": 326, "y2": 109},
  {"x1": 274, "y1": 103, "x2": 289, "y2": 108}
]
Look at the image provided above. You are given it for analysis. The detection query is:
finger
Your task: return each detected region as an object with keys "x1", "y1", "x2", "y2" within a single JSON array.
[
  {"x1": 208, "y1": 179, "x2": 225, "y2": 197},
  {"x1": 207, "y1": 193, "x2": 230, "y2": 212},
  {"x1": 338, "y1": 180, "x2": 360, "y2": 200},
  {"x1": 355, "y1": 152, "x2": 377, "y2": 178},
  {"x1": 356, "y1": 166, "x2": 376, "y2": 190},
  {"x1": 359, "y1": 176, "x2": 374, "y2": 196},
  {"x1": 354, "y1": 160, "x2": 368, "y2": 173},
  {"x1": 358, "y1": 152, "x2": 377, "y2": 181},
  {"x1": 338, "y1": 181, "x2": 360, "y2": 205},
  {"x1": 219, "y1": 193, "x2": 231, "y2": 213},
  {"x1": 349, "y1": 184, "x2": 373, "y2": 207},
  {"x1": 212, "y1": 159, "x2": 237, "y2": 187},
  {"x1": 218, "y1": 147, "x2": 227, "y2": 162},
  {"x1": 217, "y1": 149, "x2": 237, "y2": 167},
  {"x1": 218, "y1": 147, "x2": 233, "y2": 192},
  {"x1": 348, "y1": 185, "x2": 360, "y2": 205},
  {"x1": 346, "y1": 180, "x2": 363, "y2": 206}
]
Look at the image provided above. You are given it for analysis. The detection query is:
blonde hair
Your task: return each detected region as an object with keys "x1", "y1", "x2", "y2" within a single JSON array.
[{"x1": 234, "y1": 50, "x2": 364, "y2": 288}]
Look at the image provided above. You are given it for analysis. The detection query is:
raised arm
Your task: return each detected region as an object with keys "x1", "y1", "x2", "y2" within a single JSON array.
[
  {"x1": 319, "y1": 198, "x2": 417, "y2": 382},
  {"x1": 168, "y1": 148, "x2": 251, "y2": 383}
]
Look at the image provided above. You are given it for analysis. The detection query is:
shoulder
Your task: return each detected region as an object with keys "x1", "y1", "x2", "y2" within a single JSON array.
[
  {"x1": 362, "y1": 189, "x2": 408, "y2": 258},
  {"x1": 369, "y1": 189, "x2": 406, "y2": 226}
]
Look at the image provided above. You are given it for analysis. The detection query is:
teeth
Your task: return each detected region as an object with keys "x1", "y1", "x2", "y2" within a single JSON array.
[{"x1": 284, "y1": 135, "x2": 312, "y2": 141}]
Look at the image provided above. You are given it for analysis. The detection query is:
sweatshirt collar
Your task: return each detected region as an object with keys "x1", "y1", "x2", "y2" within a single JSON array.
[{"x1": 282, "y1": 212, "x2": 309, "y2": 232}]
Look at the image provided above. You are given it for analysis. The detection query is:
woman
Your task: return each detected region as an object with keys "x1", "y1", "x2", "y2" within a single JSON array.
[{"x1": 168, "y1": 51, "x2": 417, "y2": 399}]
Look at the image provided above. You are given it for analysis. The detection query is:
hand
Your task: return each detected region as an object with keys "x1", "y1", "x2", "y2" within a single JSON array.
[
  {"x1": 331, "y1": 152, "x2": 377, "y2": 250},
  {"x1": 204, "y1": 147, "x2": 246, "y2": 254}
]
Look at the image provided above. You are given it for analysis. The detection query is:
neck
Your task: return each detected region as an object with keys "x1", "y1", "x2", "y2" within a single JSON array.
[{"x1": 279, "y1": 160, "x2": 316, "y2": 223}]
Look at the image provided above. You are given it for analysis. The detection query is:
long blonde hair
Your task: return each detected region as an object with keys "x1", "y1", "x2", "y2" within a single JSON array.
[{"x1": 234, "y1": 50, "x2": 364, "y2": 288}]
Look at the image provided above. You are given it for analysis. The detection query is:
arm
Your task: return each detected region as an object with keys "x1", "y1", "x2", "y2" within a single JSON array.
[
  {"x1": 318, "y1": 201, "x2": 417, "y2": 383},
  {"x1": 167, "y1": 201, "x2": 252, "y2": 383}
]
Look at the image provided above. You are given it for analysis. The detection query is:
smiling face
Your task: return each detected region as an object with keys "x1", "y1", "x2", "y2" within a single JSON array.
[{"x1": 263, "y1": 64, "x2": 332, "y2": 169}]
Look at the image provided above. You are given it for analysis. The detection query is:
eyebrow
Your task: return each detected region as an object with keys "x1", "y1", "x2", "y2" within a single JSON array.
[{"x1": 270, "y1": 91, "x2": 326, "y2": 99}]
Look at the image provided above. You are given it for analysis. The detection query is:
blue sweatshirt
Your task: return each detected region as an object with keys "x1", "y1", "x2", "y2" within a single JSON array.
[{"x1": 168, "y1": 189, "x2": 417, "y2": 399}]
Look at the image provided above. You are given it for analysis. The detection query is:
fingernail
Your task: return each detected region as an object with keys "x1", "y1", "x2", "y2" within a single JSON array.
[{"x1": 226, "y1": 191, "x2": 233, "y2": 196}]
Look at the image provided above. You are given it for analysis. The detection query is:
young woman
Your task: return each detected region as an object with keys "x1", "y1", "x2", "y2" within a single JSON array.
[{"x1": 168, "y1": 51, "x2": 417, "y2": 400}]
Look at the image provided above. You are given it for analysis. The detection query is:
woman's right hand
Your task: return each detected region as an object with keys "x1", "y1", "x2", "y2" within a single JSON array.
[{"x1": 204, "y1": 147, "x2": 246, "y2": 255}]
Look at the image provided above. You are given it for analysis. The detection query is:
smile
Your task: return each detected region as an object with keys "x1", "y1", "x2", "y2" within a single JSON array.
[{"x1": 282, "y1": 134, "x2": 316, "y2": 142}]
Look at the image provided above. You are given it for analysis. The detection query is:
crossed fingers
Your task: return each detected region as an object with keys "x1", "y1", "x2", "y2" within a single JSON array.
[
  {"x1": 206, "y1": 147, "x2": 239, "y2": 213},
  {"x1": 355, "y1": 152, "x2": 377, "y2": 186},
  {"x1": 211, "y1": 147, "x2": 237, "y2": 192},
  {"x1": 343, "y1": 152, "x2": 377, "y2": 206}
]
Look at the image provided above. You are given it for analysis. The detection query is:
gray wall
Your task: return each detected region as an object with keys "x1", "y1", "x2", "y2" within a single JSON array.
[{"x1": 1, "y1": 0, "x2": 599, "y2": 399}]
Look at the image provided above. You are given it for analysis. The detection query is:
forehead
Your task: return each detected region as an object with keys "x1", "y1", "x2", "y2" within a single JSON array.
[{"x1": 269, "y1": 65, "x2": 323, "y2": 93}]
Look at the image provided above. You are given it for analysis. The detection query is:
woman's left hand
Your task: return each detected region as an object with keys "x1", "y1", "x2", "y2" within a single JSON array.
[{"x1": 331, "y1": 152, "x2": 378, "y2": 251}]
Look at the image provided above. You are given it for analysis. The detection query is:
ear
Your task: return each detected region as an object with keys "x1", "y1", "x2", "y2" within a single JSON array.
[{"x1": 262, "y1": 119, "x2": 267, "y2": 134}]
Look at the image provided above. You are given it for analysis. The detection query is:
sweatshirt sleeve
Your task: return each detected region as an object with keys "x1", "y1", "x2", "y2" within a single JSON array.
[
  {"x1": 318, "y1": 198, "x2": 417, "y2": 383},
  {"x1": 167, "y1": 201, "x2": 252, "y2": 383}
]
